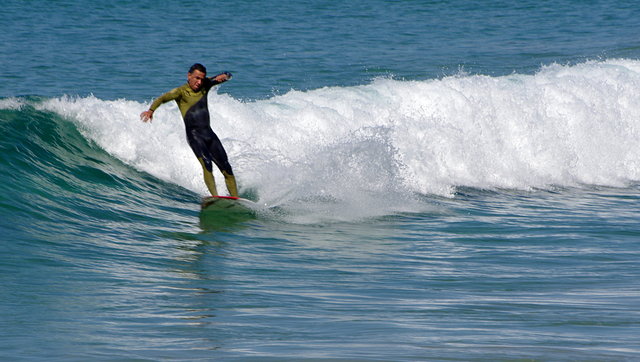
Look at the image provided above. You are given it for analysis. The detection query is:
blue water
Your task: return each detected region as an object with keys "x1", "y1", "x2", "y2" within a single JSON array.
[{"x1": 2, "y1": 0, "x2": 640, "y2": 360}]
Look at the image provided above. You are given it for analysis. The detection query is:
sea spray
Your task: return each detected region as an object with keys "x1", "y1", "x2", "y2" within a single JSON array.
[{"x1": 35, "y1": 59, "x2": 640, "y2": 221}]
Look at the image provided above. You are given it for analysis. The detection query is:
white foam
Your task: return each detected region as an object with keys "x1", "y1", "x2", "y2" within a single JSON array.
[
  {"x1": 40, "y1": 59, "x2": 640, "y2": 222},
  {"x1": 0, "y1": 97, "x2": 26, "y2": 110}
]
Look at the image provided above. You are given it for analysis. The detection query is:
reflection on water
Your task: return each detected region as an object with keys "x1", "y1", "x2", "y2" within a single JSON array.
[{"x1": 198, "y1": 209, "x2": 256, "y2": 232}]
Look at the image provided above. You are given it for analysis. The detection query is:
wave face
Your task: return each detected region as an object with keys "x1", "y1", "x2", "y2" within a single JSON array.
[{"x1": 3, "y1": 59, "x2": 640, "y2": 222}]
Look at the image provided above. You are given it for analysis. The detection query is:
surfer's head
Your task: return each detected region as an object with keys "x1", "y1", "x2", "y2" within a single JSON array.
[{"x1": 187, "y1": 63, "x2": 207, "y2": 91}]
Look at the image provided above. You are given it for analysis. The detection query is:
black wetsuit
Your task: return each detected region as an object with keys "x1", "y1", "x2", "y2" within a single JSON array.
[{"x1": 149, "y1": 75, "x2": 232, "y2": 175}]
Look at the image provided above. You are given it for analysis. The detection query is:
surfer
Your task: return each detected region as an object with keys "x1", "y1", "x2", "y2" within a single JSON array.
[{"x1": 140, "y1": 63, "x2": 238, "y2": 197}]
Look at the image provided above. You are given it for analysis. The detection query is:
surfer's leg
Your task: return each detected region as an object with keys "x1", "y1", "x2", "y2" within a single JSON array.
[
  {"x1": 207, "y1": 131, "x2": 239, "y2": 197},
  {"x1": 188, "y1": 130, "x2": 219, "y2": 196},
  {"x1": 198, "y1": 157, "x2": 218, "y2": 196},
  {"x1": 222, "y1": 170, "x2": 238, "y2": 198}
]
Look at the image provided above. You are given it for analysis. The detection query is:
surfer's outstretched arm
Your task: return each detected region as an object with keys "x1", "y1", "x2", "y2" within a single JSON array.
[
  {"x1": 140, "y1": 87, "x2": 182, "y2": 123},
  {"x1": 210, "y1": 72, "x2": 232, "y2": 85}
]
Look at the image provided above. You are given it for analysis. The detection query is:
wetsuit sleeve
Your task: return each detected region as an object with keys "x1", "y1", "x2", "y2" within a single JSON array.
[
  {"x1": 149, "y1": 87, "x2": 181, "y2": 111},
  {"x1": 206, "y1": 72, "x2": 232, "y2": 89}
]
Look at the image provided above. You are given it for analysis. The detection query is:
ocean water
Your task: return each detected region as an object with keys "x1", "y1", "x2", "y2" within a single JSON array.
[{"x1": 2, "y1": 0, "x2": 640, "y2": 360}]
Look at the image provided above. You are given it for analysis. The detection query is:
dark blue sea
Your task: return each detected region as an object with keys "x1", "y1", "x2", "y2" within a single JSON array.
[{"x1": 2, "y1": 0, "x2": 640, "y2": 360}]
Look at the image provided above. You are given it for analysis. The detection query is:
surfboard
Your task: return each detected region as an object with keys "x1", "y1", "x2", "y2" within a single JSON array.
[{"x1": 201, "y1": 196, "x2": 256, "y2": 212}]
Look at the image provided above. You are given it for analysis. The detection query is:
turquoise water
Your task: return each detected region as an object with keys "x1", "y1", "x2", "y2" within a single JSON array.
[{"x1": 2, "y1": 1, "x2": 640, "y2": 360}]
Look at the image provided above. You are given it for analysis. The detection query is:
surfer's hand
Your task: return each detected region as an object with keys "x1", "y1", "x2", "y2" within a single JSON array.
[
  {"x1": 214, "y1": 72, "x2": 232, "y2": 83},
  {"x1": 140, "y1": 110, "x2": 154, "y2": 122}
]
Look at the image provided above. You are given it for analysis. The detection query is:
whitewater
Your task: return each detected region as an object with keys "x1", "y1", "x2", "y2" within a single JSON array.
[
  {"x1": 33, "y1": 59, "x2": 640, "y2": 222},
  {"x1": 3, "y1": 0, "x2": 640, "y2": 359}
]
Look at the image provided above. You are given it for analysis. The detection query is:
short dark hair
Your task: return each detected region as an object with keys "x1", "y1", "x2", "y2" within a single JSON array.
[{"x1": 189, "y1": 63, "x2": 207, "y2": 74}]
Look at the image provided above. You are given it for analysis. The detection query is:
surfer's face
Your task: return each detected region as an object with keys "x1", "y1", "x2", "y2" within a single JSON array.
[{"x1": 187, "y1": 70, "x2": 206, "y2": 91}]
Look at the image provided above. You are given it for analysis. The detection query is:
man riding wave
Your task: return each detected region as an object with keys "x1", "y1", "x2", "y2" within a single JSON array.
[{"x1": 140, "y1": 63, "x2": 238, "y2": 197}]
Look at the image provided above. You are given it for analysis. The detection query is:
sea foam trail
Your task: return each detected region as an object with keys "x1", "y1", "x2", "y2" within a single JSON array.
[{"x1": 37, "y1": 59, "x2": 640, "y2": 221}]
